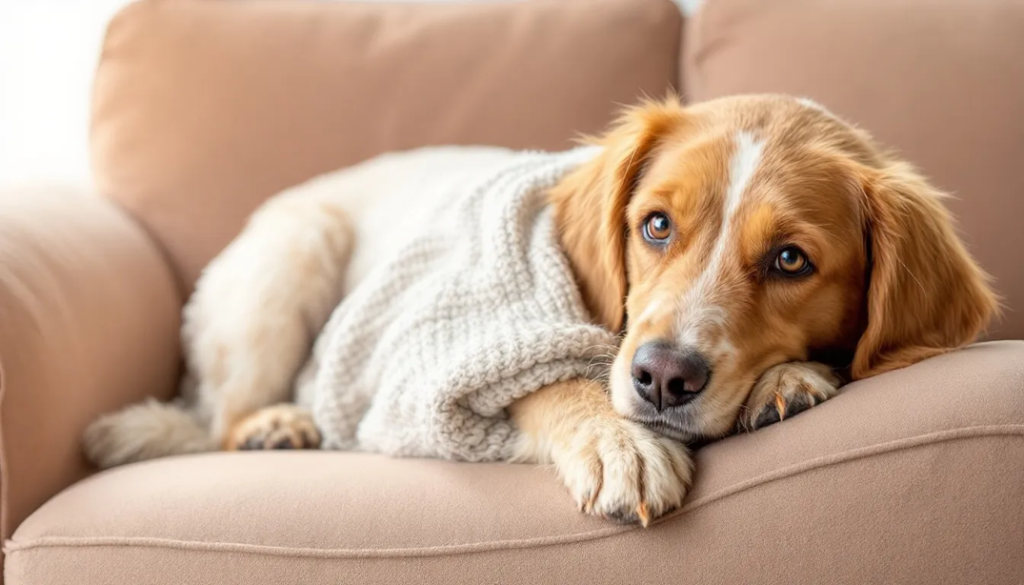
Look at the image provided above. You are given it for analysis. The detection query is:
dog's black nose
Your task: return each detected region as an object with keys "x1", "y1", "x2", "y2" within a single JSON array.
[{"x1": 631, "y1": 342, "x2": 710, "y2": 411}]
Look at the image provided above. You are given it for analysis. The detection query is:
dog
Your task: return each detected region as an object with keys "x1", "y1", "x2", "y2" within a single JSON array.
[{"x1": 84, "y1": 94, "x2": 997, "y2": 526}]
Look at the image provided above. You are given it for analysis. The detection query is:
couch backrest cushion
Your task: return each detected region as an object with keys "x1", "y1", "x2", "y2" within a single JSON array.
[
  {"x1": 91, "y1": 0, "x2": 682, "y2": 293},
  {"x1": 683, "y1": 0, "x2": 1024, "y2": 340}
]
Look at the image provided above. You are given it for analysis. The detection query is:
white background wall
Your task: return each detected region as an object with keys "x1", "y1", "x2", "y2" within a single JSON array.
[
  {"x1": 0, "y1": 0, "x2": 701, "y2": 189},
  {"x1": 0, "y1": 0, "x2": 132, "y2": 187}
]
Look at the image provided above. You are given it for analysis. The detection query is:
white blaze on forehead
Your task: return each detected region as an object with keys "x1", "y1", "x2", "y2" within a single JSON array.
[
  {"x1": 675, "y1": 131, "x2": 764, "y2": 354},
  {"x1": 725, "y1": 131, "x2": 764, "y2": 216}
]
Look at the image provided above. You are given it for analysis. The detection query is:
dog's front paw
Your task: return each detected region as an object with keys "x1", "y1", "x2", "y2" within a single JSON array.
[
  {"x1": 226, "y1": 404, "x2": 322, "y2": 450},
  {"x1": 554, "y1": 417, "x2": 692, "y2": 526},
  {"x1": 740, "y1": 362, "x2": 841, "y2": 431}
]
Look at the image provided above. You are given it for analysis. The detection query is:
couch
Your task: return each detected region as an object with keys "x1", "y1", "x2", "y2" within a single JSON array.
[{"x1": 3, "y1": 0, "x2": 1023, "y2": 583}]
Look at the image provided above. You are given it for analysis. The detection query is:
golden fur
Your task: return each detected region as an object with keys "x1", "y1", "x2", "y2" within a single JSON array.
[{"x1": 84, "y1": 94, "x2": 996, "y2": 528}]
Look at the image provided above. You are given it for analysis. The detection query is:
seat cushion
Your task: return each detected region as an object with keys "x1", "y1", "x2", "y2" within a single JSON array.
[
  {"x1": 90, "y1": 0, "x2": 682, "y2": 294},
  {"x1": 682, "y1": 0, "x2": 1024, "y2": 340},
  {"x1": 7, "y1": 342, "x2": 1024, "y2": 585}
]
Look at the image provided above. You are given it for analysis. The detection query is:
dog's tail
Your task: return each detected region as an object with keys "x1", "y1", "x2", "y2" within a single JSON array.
[{"x1": 83, "y1": 399, "x2": 216, "y2": 469}]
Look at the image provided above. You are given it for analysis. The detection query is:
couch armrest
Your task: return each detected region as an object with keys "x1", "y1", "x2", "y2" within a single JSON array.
[{"x1": 0, "y1": 185, "x2": 181, "y2": 543}]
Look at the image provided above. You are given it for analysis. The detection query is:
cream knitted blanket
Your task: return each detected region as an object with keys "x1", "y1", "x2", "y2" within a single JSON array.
[{"x1": 308, "y1": 146, "x2": 617, "y2": 462}]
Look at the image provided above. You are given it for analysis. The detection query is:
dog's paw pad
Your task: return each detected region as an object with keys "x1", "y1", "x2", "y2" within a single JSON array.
[{"x1": 227, "y1": 405, "x2": 321, "y2": 451}]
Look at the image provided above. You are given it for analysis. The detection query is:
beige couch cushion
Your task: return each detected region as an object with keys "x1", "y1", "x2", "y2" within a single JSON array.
[
  {"x1": 90, "y1": 0, "x2": 682, "y2": 294},
  {"x1": 8, "y1": 342, "x2": 1024, "y2": 584},
  {"x1": 682, "y1": 0, "x2": 1024, "y2": 340}
]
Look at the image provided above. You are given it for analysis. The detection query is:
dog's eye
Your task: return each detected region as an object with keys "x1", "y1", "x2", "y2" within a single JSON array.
[
  {"x1": 774, "y1": 246, "x2": 812, "y2": 276},
  {"x1": 643, "y1": 213, "x2": 673, "y2": 243}
]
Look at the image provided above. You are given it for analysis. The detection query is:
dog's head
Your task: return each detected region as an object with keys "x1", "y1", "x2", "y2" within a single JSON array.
[{"x1": 552, "y1": 94, "x2": 998, "y2": 441}]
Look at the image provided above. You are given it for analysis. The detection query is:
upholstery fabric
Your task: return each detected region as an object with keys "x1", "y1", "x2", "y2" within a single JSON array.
[
  {"x1": 89, "y1": 0, "x2": 683, "y2": 294},
  {"x1": 5, "y1": 0, "x2": 1024, "y2": 583},
  {"x1": 0, "y1": 186, "x2": 181, "y2": 570},
  {"x1": 682, "y1": 0, "x2": 1024, "y2": 339},
  {"x1": 7, "y1": 342, "x2": 1024, "y2": 584}
]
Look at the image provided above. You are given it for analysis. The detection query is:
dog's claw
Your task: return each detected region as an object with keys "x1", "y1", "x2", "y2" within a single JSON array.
[
  {"x1": 753, "y1": 391, "x2": 817, "y2": 430},
  {"x1": 773, "y1": 391, "x2": 787, "y2": 421},
  {"x1": 584, "y1": 479, "x2": 601, "y2": 513},
  {"x1": 636, "y1": 502, "x2": 651, "y2": 527}
]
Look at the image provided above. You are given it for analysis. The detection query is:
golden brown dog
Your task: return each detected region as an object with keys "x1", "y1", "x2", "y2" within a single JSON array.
[{"x1": 84, "y1": 94, "x2": 997, "y2": 526}]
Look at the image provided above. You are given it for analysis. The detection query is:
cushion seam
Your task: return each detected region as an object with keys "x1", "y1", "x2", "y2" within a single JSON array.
[{"x1": 6, "y1": 424, "x2": 1023, "y2": 560}]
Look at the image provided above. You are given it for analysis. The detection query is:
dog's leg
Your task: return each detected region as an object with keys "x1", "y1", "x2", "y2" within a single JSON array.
[
  {"x1": 509, "y1": 379, "x2": 693, "y2": 526},
  {"x1": 738, "y1": 361, "x2": 842, "y2": 431},
  {"x1": 183, "y1": 189, "x2": 354, "y2": 449},
  {"x1": 83, "y1": 190, "x2": 352, "y2": 467}
]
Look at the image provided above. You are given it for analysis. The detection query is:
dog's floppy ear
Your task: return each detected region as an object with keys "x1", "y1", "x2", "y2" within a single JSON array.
[
  {"x1": 551, "y1": 98, "x2": 686, "y2": 333},
  {"x1": 851, "y1": 162, "x2": 999, "y2": 379}
]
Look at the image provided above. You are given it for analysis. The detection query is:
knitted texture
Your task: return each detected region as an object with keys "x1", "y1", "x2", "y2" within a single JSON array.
[{"x1": 308, "y1": 146, "x2": 617, "y2": 461}]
